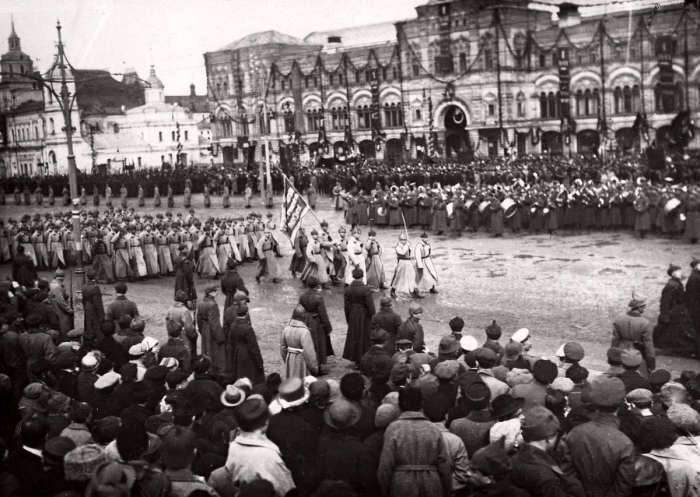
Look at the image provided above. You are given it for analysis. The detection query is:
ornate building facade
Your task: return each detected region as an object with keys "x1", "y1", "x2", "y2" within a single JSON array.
[{"x1": 204, "y1": 0, "x2": 700, "y2": 165}]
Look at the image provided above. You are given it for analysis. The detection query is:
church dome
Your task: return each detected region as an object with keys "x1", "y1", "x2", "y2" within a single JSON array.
[{"x1": 146, "y1": 65, "x2": 164, "y2": 90}]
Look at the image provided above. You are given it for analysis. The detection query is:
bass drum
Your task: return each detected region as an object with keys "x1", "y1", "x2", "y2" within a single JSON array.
[
  {"x1": 465, "y1": 199, "x2": 476, "y2": 211},
  {"x1": 376, "y1": 206, "x2": 387, "y2": 217},
  {"x1": 501, "y1": 197, "x2": 517, "y2": 219},
  {"x1": 478, "y1": 200, "x2": 490, "y2": 214},
  {"x1": 664, "y1": 197, "x2": 682, "y2": 215}
]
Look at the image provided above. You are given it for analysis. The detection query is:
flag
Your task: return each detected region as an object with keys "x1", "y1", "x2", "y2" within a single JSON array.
[{"x1": 282, "y1": 176, "x2": 309, "y2": 246}]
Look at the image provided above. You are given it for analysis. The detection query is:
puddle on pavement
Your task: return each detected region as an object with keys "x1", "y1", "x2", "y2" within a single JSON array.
[
  {"x1": 624, "y1": 264, "x2": 646, "y2": 268},
  {"x1": 599, "y1": 267, "x2": 625, "y2": 275},
  {"x1": 513, "y1": 254, "x2": 543, "y2": 259},
  {"x1": 487, "y1": 270, "x2": 507, "y2": 278}
]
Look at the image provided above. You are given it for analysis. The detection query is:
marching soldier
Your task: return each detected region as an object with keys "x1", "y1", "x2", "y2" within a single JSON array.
[
  {"x1": 633, "y1": 184, "x2": 651, "y2": 239},
  {"x1": 167, "y1": 183, "x2": 174, "y2": 208},
  {"x1": 120, "y1": 183, "x2": 128, "y2": 209},
  {"x1": 153, "y1": 185, "x2": 161, "y2": 207},
  {"x1": 203, "y1": 182, "x2": 211, "y2": 208},
  {"x1": 390, "y1": 232, "x2": 416, "y2": 298},
  {"x1": 222, "y1": 182, "x2": 230, "y2": 209},
  {"x1": 34, "y1": 185, "x2": 43, "y2": 206},
  {"x1": 137, "y1": 183, "x2": 145, "y2": 207},
  {"x1": 414, "y1": 232, "x2": 438, "y2": 295}
]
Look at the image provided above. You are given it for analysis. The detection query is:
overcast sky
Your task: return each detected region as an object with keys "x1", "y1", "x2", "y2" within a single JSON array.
[
  {"x1": 0, "y1": 0, "x2": 424, "y2": 95},
  {"x1": 0, "y1": 0, "x2": 678, "y2": 95}
]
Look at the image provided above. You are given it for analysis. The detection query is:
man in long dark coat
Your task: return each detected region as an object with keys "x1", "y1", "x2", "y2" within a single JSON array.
[
  {"x1": 686, "y1": 258, "x2": 700, "y2": 355},
  {"x1": 299, "y1": 276, "x2": 333, "y2": 367},
  {"x1": 197, "y1": 285, "x2": 226, "y2": 373},
  {"x1": 221, "y1": 259, "x2": 248, "y2": 310},
  {"x1": 371, "y1": 296, "x2": 402, "y2": 354},
  {"x1": 343, "y1": 268, "x2": 376, "y2": 364},
  {"x1": 223, "y1": 299, "x2": 264, "y2": 384},
  {"x1": 654, "y1": 264, "x2": 696, "y2": 356},
  {"x1": 11, "y1": 245, "x2": 37, "y2": 288},
  {"x1": 82, "y1": 269, "x2": 104, "y2": 345},
  {"x1": 173, "y1": 246, "x2": 197, "y2": 307}
]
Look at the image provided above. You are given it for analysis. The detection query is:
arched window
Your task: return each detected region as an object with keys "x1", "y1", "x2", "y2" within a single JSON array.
[
  {"x1": 623, "y1": 86, "x2": 632, "y2": 113},
  {"x1": 632, "y1": 85, "x2": 640, "y2": 112},
  {"x1": 49, "y1": 118, "x2": 55, "y2": 135},
  {"x1": 306, "y1": 108, "x2": 322, "y2": 132},
  {"x1": 459, "y1": 52, "x2": 467, "y2": 73},
  {"x1": 540, "y1": 92, "x2": 547, "y2": 118},
  {"x1": 584, "y1": 89, "x2": 591, "y2": 116},
  {"x1": 383, "y1": 102, "x2": 403, "y2": 128},
  {"x1": 614, "y1": 87, "x2": 622, "y2": 114},
  {"x1": 357, "y1": 105, "x2": 371, "y2": 129},
  {"x1": 575, "y1": 89, "x2": 583, "y2": 116},
  {"x1": 516, "y1": 92, "x2": 526, "y2": 118},
  {"x1": 592, "y1": 89, "x2": 599, "y2": 116},
  {"x1": 330, "y1": 106, "x2": 347, "y2": 130},
  {"x1": 547, "y1": 92, "x2": 557, "y2": 118}
]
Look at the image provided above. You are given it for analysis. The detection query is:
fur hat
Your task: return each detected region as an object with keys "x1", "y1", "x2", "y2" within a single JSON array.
[
  {"x1": 532, "y1": 360, "x2": 558, "y2": 385},
  {"x1": 666, "y1": 403, "x2": 700, "y2": 433},
  {"x1": 64, "y1": 444, "x2": 108, "y2": 482}
]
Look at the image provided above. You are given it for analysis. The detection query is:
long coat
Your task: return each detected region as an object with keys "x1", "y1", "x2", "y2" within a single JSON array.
[
  {"x1": 378, "y1": 411, "x2": 451, "y2": 497},
  {"x1": 174, "y1": 255, "x2": 197, "y2": 302},
  {"x1": 82, "y1": 281, "x2": 104, "y2": 344},
  {"x1": 612, "y1": 310, "x2": 655, "y2": 375},
  {"x1": 654, "y1": 277, "x2": 696, "y2": 353},
  {"x1": 221, "y1": 269, "x2": 248, "y2": 309},
  {"x1": 343, "y1": 280, "x2": 376, "y2": 363},
  {"x1": 318, "y1": 428, "x2": 378, "y2": 497},
  {"x1": 299, "y1": 289, "x2": 333, "y2": 364},
  {"x1": 280, "y1": 318, "x2": 318, "y2": 379},
  {"x1": 686, "y1": 268, "x2": 700, "y2": 337},
  {"x1": 11, "y1": 252, "x2": 36, "y2": 287},
  {"x1": 197, "y1": 295, "x2": 226, "y2": 372},
  {"x1": 224, "y1": 313, "x2": 264, "y2": 384}
]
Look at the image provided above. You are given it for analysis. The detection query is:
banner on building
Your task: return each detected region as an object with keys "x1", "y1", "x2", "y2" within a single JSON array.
[
  {"x1": 282, "y1": 176, "x2": 310, "y2": 246},
  {"x1": 558, "y1": 48, "x2": 571, "y2": 118}
]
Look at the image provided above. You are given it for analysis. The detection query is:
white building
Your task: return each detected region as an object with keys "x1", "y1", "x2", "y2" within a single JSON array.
[
  {"x1": 94, "y1": 66, "x2": 211, "y2": 170},
  {"x1": 0, "y1": 22, "x2": 212, "y2": 177}
]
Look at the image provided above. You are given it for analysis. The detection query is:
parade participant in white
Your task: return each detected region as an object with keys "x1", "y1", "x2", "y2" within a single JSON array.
[{"x1": 415, "y1": 232, "x2": 438, "y2": 294}]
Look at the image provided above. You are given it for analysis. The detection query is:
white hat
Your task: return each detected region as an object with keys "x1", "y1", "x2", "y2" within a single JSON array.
[
  {"x1": 94, "y1": 371, "x2": 121, "y2": 390},
  {"x1": 128, "y1": 343, "x2": 146, "y2": 357},
  {"x1": 220, "y1": 385, "x2": 246, "y2": 407},
  {"x1": 81, "y1": 353, "x2": 99, "y2": 370},
  {"x1": 555, "y1": 344, "x2": 566, "y2": 358},
  {"x1": 511, "y1": 328, "x2": 530, "y2": 343},
  {"x1": 141, "y1": 337, "x2": 159, "y2": 353},
  {"x1": 459, "y1": 335, "x2": 479, "y2": 352}
]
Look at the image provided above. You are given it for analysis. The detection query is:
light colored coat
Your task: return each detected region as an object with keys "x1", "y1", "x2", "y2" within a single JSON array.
[
  {"x1": 224, "y1": 431, "x2": 295, "y2": 497},
  {"x1": 378, "y1": 411, "x2": 451, "y2": 497},
  {"x1": 280, "y1": 318, "x2": 317, "y2": 379}
]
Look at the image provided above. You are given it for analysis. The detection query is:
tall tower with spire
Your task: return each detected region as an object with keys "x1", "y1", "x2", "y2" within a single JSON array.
[{"x1": 0, "y1": 17, "x2": 42, "y2": 110}]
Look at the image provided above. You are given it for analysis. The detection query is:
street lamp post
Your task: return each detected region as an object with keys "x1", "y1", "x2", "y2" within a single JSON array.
[
  {"x1": 55, "y1": 21, "x2": 85, "y2": 303},
  {"x1": 250, "y1": 54, "x2": 273, "y2": 203}
]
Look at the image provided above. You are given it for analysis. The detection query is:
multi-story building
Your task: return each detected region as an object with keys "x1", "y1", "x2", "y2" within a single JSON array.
[
  {"x1": 0, "y1": 23, "x2": 211, "y2": 177},
  {"x1": 204, "y1": 0, "x2": 699, "y2": 165}
]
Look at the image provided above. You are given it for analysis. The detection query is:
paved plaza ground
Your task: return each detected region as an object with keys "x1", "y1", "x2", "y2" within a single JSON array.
[{"x1": 2, "y1": 193, "x2": 699, "y2": 377}]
